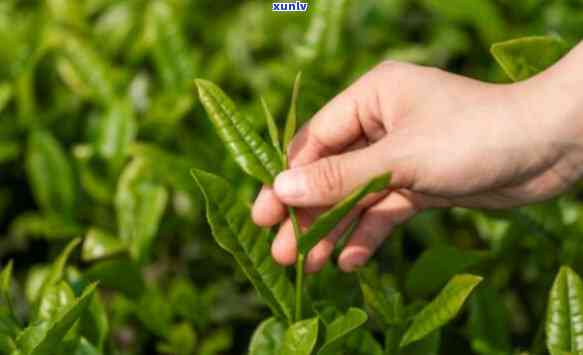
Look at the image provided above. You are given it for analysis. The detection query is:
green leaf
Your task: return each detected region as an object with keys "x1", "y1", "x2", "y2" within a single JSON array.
[
  {"x1": 400, "y1": 274, "x2": 482, "y2": 347},
  {"x1": 94, "y1": 99, "x2": 136, "y2": 172},
  {"x1": 195, "y1": 79, "x2": 282, "y2": 184},
  {"x1": 116, "y1": 159, "x2": 168, "y2": 264},
  {"x1": 546, "y1": 266, "x2": 583, "y2": 355},
  {"x1": 281, "y1": 317, "x2": 319, "y2": 355},
  {"x1": 249, "y1": 318, "x2": 285, "y2": 355},
  {"x1": 0, "y1": 261, "x2": 13, "y2": 307},
  {"x1": 198, "y1": 328, "x2": 232, "y2": 355},
  {"x1": 156, "y1": 323, "x2": 197, "y2": 355},
  {"x1": 74, "y1": 338, "x2": 100, "y2": 355},
  {"x1": 26, "y1": 131, "x2": 76, "y2": 218},
  {"x1": 344, "y1": 329, "x2": 384, "y2": 355},
  {"x1": 298, "y1": 174, "x2": 391, "y2": 254},
  {"x1": 400, "y1": 330, "x2": 440, "y2": 355},
  {"x1": 191, "y1": 169, "x2": 295, "y2": 323},
  {"x1": 469, "y1": 286, "x2": 511, "y2": 355},
  {"x1": 85, "y1": 258, "x2": 145, "y2": 299},
  {"x1": 81, "y1": 228, "x2": 126, "y2": 262},
  {"x1": 260, "y1": 96, "x2": 282, "y2": 156},
  {"x1": 17, "y1": 283, "x2": 97, "y2": 355},
  {"x1": 282, "y1": 72, "x2": 302, "y2": 156},
  {"x1": 358, "y1": 266, "x2": 403, "y2": 326},
  {"x1": 491, "y1": 36, "x2": 569, "y2": 82},
  {"x1": 0, "y1": 141, "x2": 19, "y2": 163},
  {"x1": 406, "y1": 246, "x2": 487, "y2": 298},
  {"x1": 136, "y1": 287, "x2": 173, "y2": 337},
  {"x1": 37, "y1": 281, "x2": 76, "y2": 322},
  {"x1": 318, "y1": 308, "x2": 368, "y2": 355},
  {"x1": 79, "y1": 292, "x2": 109, "y2": 351}
]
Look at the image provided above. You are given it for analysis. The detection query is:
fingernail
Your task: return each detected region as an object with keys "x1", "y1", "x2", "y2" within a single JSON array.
[
  {"x1": 342, "y1": 251, "x2": 369, "y2": 272},
  {"x1": 274, "y1": 170, "x2": 306, "y2": 198}
]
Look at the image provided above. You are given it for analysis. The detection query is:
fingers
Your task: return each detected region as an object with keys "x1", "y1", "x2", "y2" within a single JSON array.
[
  {"x1": 252, "y1": 186, "x2": 286, "y2": 226},
  {"x1": 274, "y1": 138, "x2": 402, "y2": 207},
  {"x1": 271, "y1": 208, "x2": 323, "y2": 265},
  {"x1": 338, "y1": 191, "x2": 423, "y2": 272}
]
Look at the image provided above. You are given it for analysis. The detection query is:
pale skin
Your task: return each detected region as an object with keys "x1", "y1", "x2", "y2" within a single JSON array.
[{"x1": 252, "y1": 42, "x2": 583, "y2": 273}]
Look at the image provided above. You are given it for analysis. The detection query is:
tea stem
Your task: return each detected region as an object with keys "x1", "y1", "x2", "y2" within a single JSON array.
[{"x1": 289, "y1": 207, "x2": 304, "y2": 321}]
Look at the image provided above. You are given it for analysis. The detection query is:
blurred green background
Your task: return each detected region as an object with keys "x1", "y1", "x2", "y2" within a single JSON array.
[{"x1": 1, "y1": 0, "x2": 583, "y2": 354}]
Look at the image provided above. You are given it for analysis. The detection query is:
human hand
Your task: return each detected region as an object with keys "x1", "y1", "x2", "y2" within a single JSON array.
[{"x1": 252, "y1": 44, "x2": 583, "y2": 273}]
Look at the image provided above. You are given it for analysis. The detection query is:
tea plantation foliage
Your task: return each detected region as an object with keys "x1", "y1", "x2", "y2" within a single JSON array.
[{"x1": 1, "y1": 1, "x2": 583, "y2": 354}]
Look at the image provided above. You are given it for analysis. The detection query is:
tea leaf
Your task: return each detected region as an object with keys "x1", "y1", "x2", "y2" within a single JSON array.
[
  {"x1": 260, "y1": 96, "x2": 282, "y2": 156},
  {"x1": 298, "y1": 174, "x2": 391, "y2": 254},
  {"x1": 26, "y1": 131, "x2": 76, "y2": 218},
  {"x1": 358, "y1": 266, "x2": 403, "y2": 326},
  {"x1": 81, "y1": 228, "x2": 126, "y2": 262},
  {"x1": 469, "y1": 286, "x2": 511, "y2": 355},
  {"x1": 343, "y1": 329, "x2": 384, "y2": 355},
  {"x1": 0, "y1": 261, "x2": 13, "y2": 307},
  {"x1": 95, "y1": 99, "x2": 136, "y2": 173},
  {"x1": 546, "y1": 266, "x2": 583, "y2": 355},
  {"x1": 400, "y1": 274, "x2": 482, "y2": 347},
  {"x1": 191, "y1": 169, "x2": 295, "y2": 323},
  {"x1": 281, "y1": 317, "x2": 319, "y2": 355},
  {"x1": 406, "y1": 246, "x2": 487, "y2": 298},
  {"x1": 317, "y1": 308, "x2": 368, "y2": 355},
  {"x1": 249, "y1": 317, "x2": 285, "y2": 355},
  {"x1": 283, "y1": 72, "x2": 302, "y2": 155},
  {"x1": 195, "y1": 80, "x2": 282, "y2": 184},
  {"x1": 491, "y1": 36, "x2": 569, "y2": 82}
]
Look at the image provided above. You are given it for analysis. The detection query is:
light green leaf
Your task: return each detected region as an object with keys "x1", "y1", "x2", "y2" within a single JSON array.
[
  {"x1": 400, "y1": 274, "x2": 482, "y2": 347},
  {"x1": 281, "y1": 317, "x2": 319, "y2": 355},
  {"x1": 260, "y1": 96, "x2": 282, "y2": 156},
  {"x1": 195, "y1": 79, "x2": 282, "y2": 184},
  {"x1": 406, "y1": 246, "x2": 487, "y2": 298},
  {"x1": 546, "y1": 266, "x2": 583, "y2": 355},
  {"x1": 136, "y1": 287, "x2": 173, "y2": 337},
  {"x1": 17, "y1": 283, "x2": 97, "y2": 355},
  {"x1": 358, "y1": 266, "x2": 403, "y2": 326},
  {"x1": 283, "y1": 72, "x2": 302, "y2": 156},
  {"x1": 249, "y1": 317, "x2": 285, "y2": 355},
  {"x1": 26, "y1": 131, "x2": 76, "y2": 218},
  {"x1": 37, "y1": 281, "x2": 76, "y2": 322},
  {"x1": 74, "y1": 338, "x2": 100, "y2": 355},
  {"x1": 318, "y1": 308, "x2": 368, "y2": 355},
  {"x1": 491, "y1": 36, "x2": 569, "y2": 82},
  {"x1": 81, "y1": 228, "x2": 126, "y2": 262},
  {"x1": 0, "y1": 261, "x2": 13, "y2": 307},
  {"x1": 116, "y1": 159, "x2": 168, "y2": 264},
  {"x1": 191, "y1": 169, "x2": 295, "y2": 323},
  {"x1": 0, "y1": 141, "x2": 19, "y2": 163},
  {"x1": 95, "y1": 99, "x2": 136, "y2": 172},
  {"x1": 156, "y1": 323, "x2": 197, "y2": 355},
  {"x1": 299, "y1": 174, "x2": 391, "y2": 254}
]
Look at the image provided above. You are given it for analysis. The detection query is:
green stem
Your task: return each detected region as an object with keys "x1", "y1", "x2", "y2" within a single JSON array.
[{"x1": 289, "y1": 207, "x2": 304, "y2": 322}]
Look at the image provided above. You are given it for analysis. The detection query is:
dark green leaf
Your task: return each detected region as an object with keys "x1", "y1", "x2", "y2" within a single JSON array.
[
  {"x1": 136, "y1": 287, "x2": 173, "y2": 337},
  {"x1": 469, "y1": 286, "x2": 511, "y2": 355},
  {"x1": 400, "y1": 274, "x2": 482, "y2": 347},
  {"x1": 85, "y1": 258, "x2": 145, "y2": 299},
  {"x1": 249, "y1": 317, "x2": 285, "y2": 355},
  {"x1": 546, "y1": 266, "x2": 583, "y2": 355},
  {"x1": 191, "y1": 169, "x2": 295, "y2": 323},
  {"x1": 344, "y1": 329, "x2": 383, "y2": 355},
  {"x1": 299, "y1": 174, "x2": 391, "y2": 254},
  {"x1": 358, "y1": 266, "x2": 403, "y2": 326},
  {"x1": 406, "y1": 246, "x2": 487, "y2": 298},
  {"x1": 195, "y1": 79, "x2": 282, "y2": 184},
  {"x1": 281, "y1": 317, "x2": 319, "y2": 355},
  {"x1": 491, "y1": 36, "x2": 569, "y2": 82},
  {"x1": 318, "y1": 308, "x2": 368, "y2": 355}
]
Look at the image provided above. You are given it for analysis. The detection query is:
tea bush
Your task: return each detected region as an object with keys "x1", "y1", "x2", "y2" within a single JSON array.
[{"x1": 1, "y1": 1, "x2": 583, "y2": 354}]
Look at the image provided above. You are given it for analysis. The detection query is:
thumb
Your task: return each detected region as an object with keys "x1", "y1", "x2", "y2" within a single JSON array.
[{"x1": 273, "y1": 138, "x2": 408, "y2": 207}]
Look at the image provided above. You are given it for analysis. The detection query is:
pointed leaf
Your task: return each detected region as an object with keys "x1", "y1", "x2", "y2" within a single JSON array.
[
  {"x1": 17, "y1": 284, "x2": 97, "y2": 355},
  {"x1": 281, "y1": 317, "x2": 319, "y2": 355},
  {"x1": 26, "y1": 131, "x2": 76, "y2": 217},
  {"x1": 317, "y1": 308, "x2": 367, "y2": 355},
  {"x1": 283, "y1": 72, "x2": 302, "y2": 155},
  {"x1": 358, "y1": 266, "x2": 403, "y2": 326},
  {"x1": 260, "y1": 96, "x2": 282, "y2": 156},
  {"x1": 191, "y1": 169, "x2": 295, "y2": 322},
  {"x1": 0, "y1": 261, "x2": 13, "y2": 307},
  {"x1": 37, "y1": 281, "x2": 76, "y2": 322},
  {"x1": 299, "y1": 174, "x2": 391, "y2": 254},
  {"x1": 195, "y1": 79, "x2": 282, "y2": 184},
  {"x1": 249, "y1": 317, "x2": 285, "y2": 355},
  {"x1": 82, "y1": 228, "x2": 126, "y2": 262},
  {"x1": 43, "y1": 238, "x2": 81, "y2": 292},
  {"x1": 95, "y1": 99, "x2": 136, "y2": 172},
  {"x1": 406, "y1": 246, "x2": 487, "y2": 298},
  {"x1": 400, "y1": 274, "x2": 482, "y2": 347},
  {"x1": 546, "y1": 266, "x2": 583, "y2": 355},
  {"x1": 491, "y1": 36, "x2": 569, "y2": 82}
]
